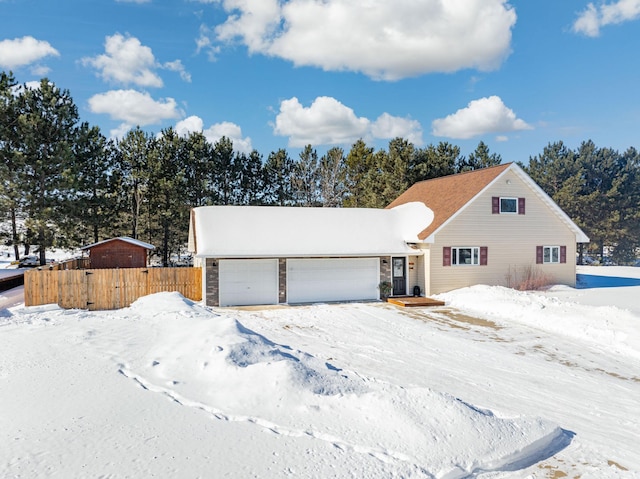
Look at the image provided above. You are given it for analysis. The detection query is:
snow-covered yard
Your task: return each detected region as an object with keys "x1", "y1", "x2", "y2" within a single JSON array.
[{"x1": 1, "y1": 265, "x2": 639, "y2": 478}]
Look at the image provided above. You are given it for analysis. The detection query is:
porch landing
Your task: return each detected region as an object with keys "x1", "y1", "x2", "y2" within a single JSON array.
[{"x1": 387, "y1": 296, "x2": 445, "y2": 307}]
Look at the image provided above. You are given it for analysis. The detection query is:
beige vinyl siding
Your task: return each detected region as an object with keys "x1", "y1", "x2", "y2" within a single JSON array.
[
  {"x1": 422, "y1": 249, "x2": 431, "y2": 296},
  {"x1": 407, "y1": 255, "x2": 426, "y2": 296},
  {"x1": 429, "y1": 170, "x2": 577, "y2": 294}
]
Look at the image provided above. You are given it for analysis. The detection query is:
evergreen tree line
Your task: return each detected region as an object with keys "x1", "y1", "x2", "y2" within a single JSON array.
[
  {"x1": 523, "y1": 141, "x2": 640, "y2": 264},
  {"x1": 2, "y1": 73, "x2": 639, "y2": 265}
]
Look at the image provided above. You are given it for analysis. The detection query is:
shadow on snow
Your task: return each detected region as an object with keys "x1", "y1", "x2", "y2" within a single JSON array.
[{"x1": 577, "y1": 274, "x2": 640, "y2": 289}]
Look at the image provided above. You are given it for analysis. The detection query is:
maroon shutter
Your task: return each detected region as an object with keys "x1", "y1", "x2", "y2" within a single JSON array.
[
  {"x1": 536, "y1": 246, "x2": 543, "y2": 264},
  {"x1": 560, "y1": 246, "x2": 567, "y2": 264},
  {"x1": 480, "y1": 247, "x2": 488, "y2": 266},
  {"x1": 518, "y1": 197, "x2": 525, "y2": 215},
  {"x1": 443, "y1": 247, "x2": 451, "y2": 266},
  {"x1": 492, "y1": 197, "x2": 500, "y2": 214}
]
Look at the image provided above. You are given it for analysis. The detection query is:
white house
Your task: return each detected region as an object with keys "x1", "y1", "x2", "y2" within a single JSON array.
[{"x1": 188, "y1": 163, "x2": 589, "y2": 307}]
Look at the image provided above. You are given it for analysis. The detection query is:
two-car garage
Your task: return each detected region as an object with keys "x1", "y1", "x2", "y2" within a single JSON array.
[{"x1": 217, "y1": 258, "x2": 380, "y2": 307}]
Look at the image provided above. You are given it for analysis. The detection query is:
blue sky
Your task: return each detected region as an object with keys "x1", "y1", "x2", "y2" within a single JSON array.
[{"x1": 1, "y1": 0, "x2": 639, "y2": 164}]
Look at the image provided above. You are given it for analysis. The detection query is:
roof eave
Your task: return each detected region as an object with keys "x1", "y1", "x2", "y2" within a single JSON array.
[{"x1": 510, "y1": 164, "x2": 590, "y2": 244}]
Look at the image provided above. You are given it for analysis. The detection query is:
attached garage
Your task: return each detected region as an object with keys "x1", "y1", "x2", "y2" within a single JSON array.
[
  {"x1": 287, "y1": 258, "x2": 379, "y2": 304},
  {"x1": 189, "y1": 203, "x2": 434, "y2": 307},
  {"x1": 218, "y1": 259, "x2": 278, "y2": 307}
]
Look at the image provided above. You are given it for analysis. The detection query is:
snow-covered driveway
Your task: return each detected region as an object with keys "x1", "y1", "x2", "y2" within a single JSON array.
[{"x1": 1, "y1": 266, "x2": 639, "y2": 478}]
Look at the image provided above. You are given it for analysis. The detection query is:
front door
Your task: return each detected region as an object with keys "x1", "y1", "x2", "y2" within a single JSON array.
[{"x1": 392, "y1": 257, "x2": 406, "y2": 296}]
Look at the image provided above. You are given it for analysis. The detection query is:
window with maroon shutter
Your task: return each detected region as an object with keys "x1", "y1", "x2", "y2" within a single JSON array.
[
  {"x1": 480, "y1": 247, "x2": 488, "y2": 266},
  {"x1": 540, "y1": 246, "x2": 562, "y2": 264},
  {"x1": 518, "y1": 197, "x2": 525, "y2": 215},
  {"x1": 492, "y1": 197, "x2": 500, "y2": 214},
  {"x1": 443, "y1": 247, "x2": 451, "y2": 266}
]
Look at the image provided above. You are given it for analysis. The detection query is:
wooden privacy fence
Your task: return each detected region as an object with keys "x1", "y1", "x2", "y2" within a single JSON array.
[
  {"x1": 25, "y1": 267, "x2": 202, "y2": 310},
  {"x1": 49, "y1": 258, "x2": 91, "y2": 270}
]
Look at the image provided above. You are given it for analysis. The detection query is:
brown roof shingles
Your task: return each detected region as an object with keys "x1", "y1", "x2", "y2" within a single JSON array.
[{"x1": 387, "y1": 163, "x2": 512, "y2": 240}]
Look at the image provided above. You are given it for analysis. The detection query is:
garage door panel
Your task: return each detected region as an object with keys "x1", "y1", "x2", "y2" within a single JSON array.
[
  {"x1": 287, "y1": 258, "x2": 379, "y2": 304},
  {"x1": 219, "y1": 259, "x2": 278, "y2": 307}
]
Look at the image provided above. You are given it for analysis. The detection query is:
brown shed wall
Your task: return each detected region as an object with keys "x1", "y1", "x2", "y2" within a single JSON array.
[{"x1": 87, "y1": 240, "x2": 149, "y2": 269}]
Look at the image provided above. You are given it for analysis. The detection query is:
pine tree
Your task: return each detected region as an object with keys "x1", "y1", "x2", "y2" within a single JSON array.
[
  {"x1": 344, "y1": 139, "x2": 377, "y2": 207},
  {"x1": 458, "y1": 141, "x2": 502, "y2": 172},
  {"x1": 291, "y1": 145, "x2": 320, "y2": 206},
  {"x1": 16, "y1": 78, "x2": 79, "y2": 264},
  {"x1": 264, "y1": 149, "x2": 295, "y2": 206},
  {"x1": 183, "y1": 131, "x2": 212, "y2": 208},
  {"x1": 148, "y1": 127, "x2": 188, "y2": 266},
  {"x1": 409, "y1": 142, "x2": 461, "y2": 183},
  {"x1": 319, "y1": 147, "x2": 347, "y2": 207},
  {"x1": 211, "y1": 136, "x2": 240, "y2": 205},
  {"x1": 0, "y1": 71, "x2": 22, "y2": 259},
  {"x1": 238, "y1": 150, "x2": 265, "y2": 205},
  {"x1": 380, "y1": 138, "x2": 413, "y2": 206},
  {"x1": 116, "y1": 127, "x2": 153, "y2": 239},
  {"x1": 58, "y1": 123, "x2": 113, "y2": 246}
]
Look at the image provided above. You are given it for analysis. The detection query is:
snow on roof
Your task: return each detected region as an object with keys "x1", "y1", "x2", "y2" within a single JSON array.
[
  {"x1": 190, "y1": 202, "x2": 434, "y2": 258},
  {"x1": 80, "y1": 236, "x2": 156, "y2": 251}
]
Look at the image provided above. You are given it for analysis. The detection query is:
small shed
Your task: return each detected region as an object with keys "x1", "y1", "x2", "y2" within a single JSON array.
[{"x1": 80, "y1": 237, "x2": 155, "y2": 269}]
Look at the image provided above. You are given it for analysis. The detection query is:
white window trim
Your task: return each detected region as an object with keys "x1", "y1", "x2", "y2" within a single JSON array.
[
  {"x1": 499, "y1": 197, "x2": 518, "y2": 214},
  {"x1": 543, "y1": 246, "x2": 560, "y2": 264},
  {"x1": 452, "y1": 246, "x2": 480, "y2": 266}
]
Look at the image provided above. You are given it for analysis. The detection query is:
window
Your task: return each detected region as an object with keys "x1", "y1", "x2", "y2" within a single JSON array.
[
  {"x1": 452, "y1": 247, "x2": 479, "y2": 265},
  {"x1": 444, "y1": 246, "x2": 488, "y2": 266},
  {"x1": 500, "y1": 197, "x2": 518, "y2": 213},
  {"x1": 536, "y1": 245, "x2": 567, "y2": 264},
  {"x1": 544, "y1": 246, "x2": 559, "y2": 263},
  {"x1": 492, "y1": 197, "x2": 525, "y2": 214}
]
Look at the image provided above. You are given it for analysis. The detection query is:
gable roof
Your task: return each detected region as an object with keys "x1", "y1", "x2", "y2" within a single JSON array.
[
  {"x1": 387, "y1": 163, "x2": 511, "y2": 240},
  {"x1": 80, "y1": 236, "x2": 155, "y2": 251},
  {"x1": 189, "y1": 202, "x2": 434, "y2": 258},
  {"x1": 387, "y1": 163, "x2": 589, "y2": 243}
]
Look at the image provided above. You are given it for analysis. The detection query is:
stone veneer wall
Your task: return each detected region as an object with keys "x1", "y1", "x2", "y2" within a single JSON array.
[
  {"x1": 379, "y1": 256, "x2": 391, "y2": 299},
  {"x1": 205, "y1": 258, "x2": 219, "y2": 306},
  {"x1": 278, "y1": 259, "x2": 287, "y2": 303}
]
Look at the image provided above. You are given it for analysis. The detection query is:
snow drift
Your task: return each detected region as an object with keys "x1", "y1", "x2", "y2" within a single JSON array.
[{"x1": 115, "y1": 293, "x2": 569, "y2": 478}]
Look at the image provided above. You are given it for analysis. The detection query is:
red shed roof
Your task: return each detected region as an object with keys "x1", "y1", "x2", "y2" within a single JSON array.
[{"x1": 80, "y1": 236, "x2": 155, "y2": 251}]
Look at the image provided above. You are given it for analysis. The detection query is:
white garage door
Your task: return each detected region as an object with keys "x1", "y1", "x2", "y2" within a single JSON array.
[
  {"x1": 219, "y1": 259, "x2": 279, "y2": 307},
  {"x1": 287, "y1": 258, "x2": 379, "y2": 304}
]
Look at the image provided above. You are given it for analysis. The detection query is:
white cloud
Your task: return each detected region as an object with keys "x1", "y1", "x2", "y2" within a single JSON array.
[
  {"x1": 431, "y1": 96, "x2": 532, "y2": 140},
  {"x1": 273, "y1": 96, "x2": 424, "y2": 147},
  {"x1": 372, "y1": 113, "x2": 423, "y2": 145},
  {"x1": 175, "y1": 115, "x2": 253, "y2": 154},
  {"x1": 30, "y1": 64, "x2": 51, "y2": 76},
  {"x1": 209, "y1": 0, "x2": 516, "y2": 80},
  {"x1": 196, "y1": 24, "x2": 221, "y2": 61},
  {"x1": 204, "y1": 121, "x2": 253, "y2": 154},
  {"x1": 82, "y1": 33, "x2": 191, "y2": 86},
  {"x1": 163, "y1": 60, "x2": 192, "y2": 82},
  {"x1": 110, "y1": 123, "x2": 135, "y2": 140},
  {"x1": 0, "y1": 36, "x2": 59, "y2": 69},
  {"x1": 573, "y1": 0, "x2": 640, "y2": 36},
  {"x1": 175, "y1": 115, "x2": 205, "y2": 136},
  {"x1": 88, "y1": 89, "x2": 184, "y2": 126},
  {"x1": 274, "y1": 97, "x2": 370, "y2": 147}
]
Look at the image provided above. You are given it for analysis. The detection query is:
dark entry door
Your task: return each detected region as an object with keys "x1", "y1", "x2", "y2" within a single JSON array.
[{"x1": 392, "y1": 257, "x2": 406, "y2": 296}]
